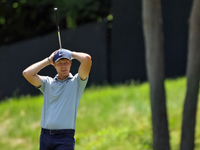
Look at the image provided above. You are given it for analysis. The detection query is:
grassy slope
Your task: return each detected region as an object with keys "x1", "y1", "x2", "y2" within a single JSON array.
[{"x1": 0, "y1": 78, "x2": 200, "y2": 150}]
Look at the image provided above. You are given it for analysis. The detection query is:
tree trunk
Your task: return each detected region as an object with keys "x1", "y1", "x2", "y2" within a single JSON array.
[
  {"x1": 142, "y1": 0, "x2": 170, "y2": 150},
  {"x1": 181, "y1": 0, "x2": 200, "y2": 149}
]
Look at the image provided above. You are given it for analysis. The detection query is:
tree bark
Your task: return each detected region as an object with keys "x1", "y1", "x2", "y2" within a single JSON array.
[
  {"x1": 142, "y1": 0, "x2": 170, "y2": 150},
  {"x1": 181, "y1": 0, "x2": 200, "y2": 150}
]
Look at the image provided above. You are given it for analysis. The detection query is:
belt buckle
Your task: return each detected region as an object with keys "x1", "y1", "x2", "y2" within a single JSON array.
[{"x1": 50, "y1": 130, "x2": 56, "y2": 135}]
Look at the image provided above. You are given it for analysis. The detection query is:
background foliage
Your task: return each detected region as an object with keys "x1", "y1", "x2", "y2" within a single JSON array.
[
  {"x1": 0, "y1": 0, "x2": 111, "y2": 45},
  {"x1": 1, "y1": 78, "x2": 200, "y2": 150}
]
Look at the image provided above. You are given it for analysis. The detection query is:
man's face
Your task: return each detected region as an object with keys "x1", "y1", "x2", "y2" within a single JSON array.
[{"x1": 54, "y1": 58, "x2": 72, "y2": 79}]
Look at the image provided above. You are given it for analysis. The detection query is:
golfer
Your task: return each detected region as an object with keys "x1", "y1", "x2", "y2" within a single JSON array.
[{"x1": 23, "y1": 49, "x2": 92, "y2": 150}]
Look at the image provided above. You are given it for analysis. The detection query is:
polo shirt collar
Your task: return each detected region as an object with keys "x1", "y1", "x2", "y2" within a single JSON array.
[{"x1": 54, "y1": 73, "x2": 73, "y2": 82}]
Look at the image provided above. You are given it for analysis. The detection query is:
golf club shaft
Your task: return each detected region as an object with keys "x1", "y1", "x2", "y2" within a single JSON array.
[
  {"x1": 54, "y1": 8, "x2": 62, "y2": 49},
  {"x1": 57, "y1": 30, "x2": 62, "y2": 49}
]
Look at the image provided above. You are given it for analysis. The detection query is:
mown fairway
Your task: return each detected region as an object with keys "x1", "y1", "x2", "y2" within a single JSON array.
[{"x1": 0, "y1": 78, "x2": 200, "y2": 150}]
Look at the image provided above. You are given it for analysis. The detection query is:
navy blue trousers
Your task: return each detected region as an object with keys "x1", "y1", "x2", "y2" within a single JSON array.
[{"x1": 40, "y1": 128, "x2": 75, "y2": 150}]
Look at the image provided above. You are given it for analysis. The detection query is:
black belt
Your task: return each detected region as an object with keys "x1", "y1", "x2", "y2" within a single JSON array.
[{"x1": 41, "y1": 128, "x2": 75, "y2": 135}]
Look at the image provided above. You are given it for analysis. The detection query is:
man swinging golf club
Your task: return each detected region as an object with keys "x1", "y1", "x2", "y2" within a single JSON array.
[{"x1": 23, "y1": 48, "x2": 92, "y2": 150}]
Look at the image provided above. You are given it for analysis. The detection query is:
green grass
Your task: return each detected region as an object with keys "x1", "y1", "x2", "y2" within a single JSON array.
[{"x1": 0, "y1": 77, "x2": 200, "y2": 150}]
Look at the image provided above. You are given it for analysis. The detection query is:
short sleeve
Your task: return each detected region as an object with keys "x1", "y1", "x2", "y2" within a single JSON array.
[
  {"x1": 37, "y1": 76, "x2": 48, "y2": 93},
  {"x1": 75, "y1": 74, "x2": 89, "y2": 91}
]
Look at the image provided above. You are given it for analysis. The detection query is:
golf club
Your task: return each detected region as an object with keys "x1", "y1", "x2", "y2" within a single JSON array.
[{"x1": 54, "y1": 7, "x2": 62, "y2": 49}]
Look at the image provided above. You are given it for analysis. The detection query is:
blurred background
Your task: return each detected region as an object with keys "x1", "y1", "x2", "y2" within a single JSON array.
[
  {"x1": 0, "y1": 0, "x2": 193, "y2": 99},
  {"x1": 1, "y1": 1, "x2": 200, "y2": 150}
]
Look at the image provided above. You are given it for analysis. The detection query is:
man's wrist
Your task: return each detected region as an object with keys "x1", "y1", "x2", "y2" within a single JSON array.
[
  {"x1": 71, "y1": 51, "x2": 74, "y2": 60},
  {"x1": 48, "y1": 57, "x2": 51, "y2": 64},
  {"x1": 46, "y1": 57, "x2": 51, "y2": 65}
]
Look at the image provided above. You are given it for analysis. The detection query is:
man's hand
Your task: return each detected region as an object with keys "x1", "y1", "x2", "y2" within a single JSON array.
[
  {"x1": 49, "y1": 50, "x2": 57, "y2": 65},
  {"x1": 61, "y1": 49, "x2": 73, "y2": 60}
]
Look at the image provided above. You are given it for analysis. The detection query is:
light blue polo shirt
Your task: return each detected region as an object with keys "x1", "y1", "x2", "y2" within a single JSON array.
[{"x1": 38, "y1": 73, "x2": 88, "y2": 130}]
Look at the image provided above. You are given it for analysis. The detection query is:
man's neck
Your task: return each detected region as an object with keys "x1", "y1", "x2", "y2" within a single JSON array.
[{"x1": 57, "y1": 74, "x2": 69, "y2": 80}]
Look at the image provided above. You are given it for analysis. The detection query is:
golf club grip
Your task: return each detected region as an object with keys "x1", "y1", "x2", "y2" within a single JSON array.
[
  {"x1": 54, "y1": 8, "x2": 62, "y2": 49},
  {"x1": 54, "y1": 9, "x2": 60, "y2": 31}
]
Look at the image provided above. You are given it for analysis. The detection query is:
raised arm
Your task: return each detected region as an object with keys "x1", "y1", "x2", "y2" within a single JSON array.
[
  {"x1": 72, "y1": 51, "x2": 92, "y2": 80},
  {"x1": 22, "y1": 52, "x2": 55, "y2": 87}
]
